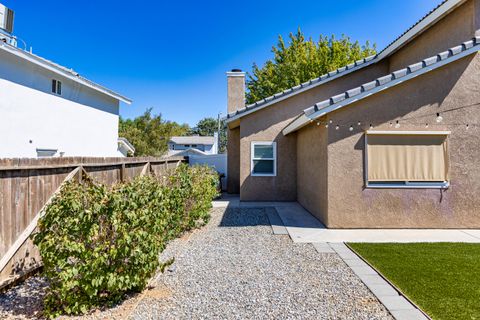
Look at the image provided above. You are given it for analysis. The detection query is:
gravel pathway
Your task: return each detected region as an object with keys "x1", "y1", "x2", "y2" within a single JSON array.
[
  {"x1": 0, "y1": 207, "x2": 393, "y2": 319},
  {"x1": 131, "y1": 207, "x2": 392, "y2": 319}
]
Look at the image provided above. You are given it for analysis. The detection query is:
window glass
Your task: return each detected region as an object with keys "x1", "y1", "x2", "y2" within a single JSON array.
[
  {"x1": 254, "y1": 145, "x2": 273, "y2": 158},
  {"x1": 253, "y1": 160, "x2": 274, "y2": 174}
]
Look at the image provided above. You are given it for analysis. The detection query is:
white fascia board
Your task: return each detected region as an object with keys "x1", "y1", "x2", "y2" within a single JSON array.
[
  {"x1": 282, "y1": 114, "x2": 316, "y2": 136},
  {"x1": 0, "y1": 43, "x2": 132, "y2": 104},
  {"x1": 226, "y1": 59, "x2": 378, "y2": 124},
  {"x1": 283, "y1": 45, "x2": 480, "y2": 135},
  {"x1": 366, "y1": 130, "x2": 451, "y2": 135},
  {"x1": 377, "y1": 0, "x2": 466, "y2": 60}
]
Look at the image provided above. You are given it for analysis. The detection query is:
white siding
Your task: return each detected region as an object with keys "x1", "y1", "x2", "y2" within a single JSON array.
[{"x1": 0, "y1": 48, "x2": 122, "y2": 158}]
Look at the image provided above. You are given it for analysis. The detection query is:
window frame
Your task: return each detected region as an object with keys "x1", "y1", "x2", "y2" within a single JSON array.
[
  {"x1": 251, "y1": 141, "x2": 277, "y2": 177},
  {"x1": 364, "y1": 130, "x2": 450, "y2": 189},
  {"x1": 52, "y1": 79, "x2": 62, "y2": 95}
]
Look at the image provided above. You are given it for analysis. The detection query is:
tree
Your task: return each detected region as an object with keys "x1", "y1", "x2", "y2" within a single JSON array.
[
  {"x1": 119, "y1": 108, "x2": 190, "y2": 156},
  {"x1": 246, "y1": 29, "x2": 376, "y2": 104},
  {"x1": 191, "y1": 117, "x2": 227, "y2": 153},
  {"x1": 191, "y1": 117, "x2": 218, "y2": 136}
]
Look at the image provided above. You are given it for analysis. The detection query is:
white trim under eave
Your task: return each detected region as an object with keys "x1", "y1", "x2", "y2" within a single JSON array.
[
  {"x1": 366, "y1": 130, "x2": 451, "y2": 135},
  {"x1": 282, "y1": 44, "x2": 480, "y2": 135},
  {"x1": 0, "y1": 43, "x2": 132, "y2": 104},
  {"x1": 377, "y1": 0, "x2": 466, "y2": 60}
]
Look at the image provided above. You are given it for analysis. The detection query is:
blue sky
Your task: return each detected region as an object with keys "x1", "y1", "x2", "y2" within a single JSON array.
[{"x1": 5, "y1": 0, "x2": 441, "y2": 126}]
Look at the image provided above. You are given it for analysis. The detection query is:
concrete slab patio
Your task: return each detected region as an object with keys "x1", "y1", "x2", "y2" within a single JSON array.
[{"x1": 213, "y1": 196, "x2": 480, "y2": 243}]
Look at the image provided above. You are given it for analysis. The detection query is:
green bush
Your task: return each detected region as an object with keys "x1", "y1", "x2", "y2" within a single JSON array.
[{"x1": 33, "y1": 164, "x2": 218, "y2": 317}]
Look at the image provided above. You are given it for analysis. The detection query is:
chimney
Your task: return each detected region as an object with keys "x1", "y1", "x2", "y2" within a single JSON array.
[{"x1": 227, "y1": 69, "x2": 245, "y2": 114}]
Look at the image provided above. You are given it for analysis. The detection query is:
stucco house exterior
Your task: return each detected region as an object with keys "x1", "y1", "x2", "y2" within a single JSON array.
[
  {"x1": 167, "y1": 135, "x2": 218, "y2": 157},
  {"x1": 0, "y1": 4, "x2": 131, "y2": 158},
  {"x1": 225, "y1": 0, "x2": 480, "y2": 228}
]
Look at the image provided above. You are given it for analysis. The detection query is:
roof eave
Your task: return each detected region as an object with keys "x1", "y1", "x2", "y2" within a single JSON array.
[
  {"x1": 377, "y1": 0, "x2": 466, "y2": 60},
  {"x1": 283, "y1": 42, "x2": 480, "y2": 135},
  {"x1": 228, "y1": 0, "x2": 467, "y2": 123},
  {"x1": 0, "y1": 43, "x2": 132, "y2": 104},
  {"x1": 225, "y1": 57, "x2": 378, "y2": 124}
]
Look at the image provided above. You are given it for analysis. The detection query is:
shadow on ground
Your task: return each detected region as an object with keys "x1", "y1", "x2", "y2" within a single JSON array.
[{"x1": 218, "y1": 207, "x2": 271, "y2": 227}]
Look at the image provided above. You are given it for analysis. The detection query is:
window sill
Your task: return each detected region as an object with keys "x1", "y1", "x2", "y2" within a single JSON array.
[
  {"x1": 251, "y1": 173, "x2": 276, "y2": 177},
  {"x1": 366, "y1": 182, "x2": 449, "y2": 189}
]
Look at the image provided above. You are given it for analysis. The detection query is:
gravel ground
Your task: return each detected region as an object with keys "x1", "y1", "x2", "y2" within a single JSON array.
[
  {"x1": 0, "y1": 207, "x2": 393, "y2": 319},
  {"x1": 131, "y1": 207, "x2": 392, "y2": 320}
]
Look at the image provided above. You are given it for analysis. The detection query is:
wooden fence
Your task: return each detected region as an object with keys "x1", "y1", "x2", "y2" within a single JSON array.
[{"x1": 0, "y1": 156, "x2": 187, "y2": 289}]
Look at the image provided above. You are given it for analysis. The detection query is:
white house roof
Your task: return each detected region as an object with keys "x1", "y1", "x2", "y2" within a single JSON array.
[
  {"x1": 225, "y1": 0, "x2": 466, "y2": 124},
  {"x1": 282, "y1": 37, "x2": 480, "y2": 135},
  {"x1": 168, "y1": 148, "x2": 209, "y2": 157},
  {"x1": 118, "y1": 137, "x2": 135, "y2": 153},
  {"x1": 169, "y1": 136, "x2": 215, "y2": 145},
  {"x1": 0, "y1": 41, "x2": 132, "y2": 104}
]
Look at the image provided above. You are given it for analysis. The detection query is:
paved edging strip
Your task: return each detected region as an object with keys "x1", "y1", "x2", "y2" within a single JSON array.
[
  {"x1": 266, "y1": 207, "x2": 289, "y2": 235},
  {"x1": 328, "y1": 243, "x2": 429, "y2": 320}
]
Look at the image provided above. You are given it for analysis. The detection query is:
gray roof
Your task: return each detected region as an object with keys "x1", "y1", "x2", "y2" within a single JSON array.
[
  {"x1": 282, "y1": 37, "x2": 480, "y2": 135},
  {"x1": 169, "y1": 136, "x2": 215, "y2": 145},
  {"x1": 0, "y1": 41, "x2": 131, "y2": 104},
  {"x1": 225, "y1": 0, "x2": 465, "y2": 123},
  {"x1": 225, "y1": 55, "x2": 377, "y2": 121},
  {"x1": 377, "y1": 0, "x2": 464, "y2": 59}
]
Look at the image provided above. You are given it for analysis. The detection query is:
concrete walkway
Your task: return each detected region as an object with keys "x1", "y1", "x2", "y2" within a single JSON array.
[{"x1": 213, "y1": 196, "x2": 480, "y2": 243}]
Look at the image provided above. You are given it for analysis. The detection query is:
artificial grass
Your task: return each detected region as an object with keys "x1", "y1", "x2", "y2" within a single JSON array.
[{"x1": 348, "y1": 243, "x2": 480, "y2": 320}]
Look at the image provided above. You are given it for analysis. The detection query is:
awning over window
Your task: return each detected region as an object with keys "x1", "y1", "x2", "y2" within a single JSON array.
[{"x1": 366, "y1": 133, "x2": 449, "y2": 182}]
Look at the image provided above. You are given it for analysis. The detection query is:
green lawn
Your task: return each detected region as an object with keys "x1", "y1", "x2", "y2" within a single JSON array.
[{"x1": 348, "y1": 243, "x2": 480, "y2": 320}]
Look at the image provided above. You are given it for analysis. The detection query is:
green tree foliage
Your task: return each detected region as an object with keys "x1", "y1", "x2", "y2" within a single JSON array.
[
  {"x1": 191, "y1": 117, "x2": 218, "y2": 136},
  {"x1": 191, "y1": 117, "x2": 227, "y2": 153},
  {"x1": 246, "y1": 29, "x2": 376, "y2": 104},
  {"x1": 119, "y1": 108, "x2": 190, "y2": 156},
  {"x1": 33, "y1": 164, "x2": 219, "y2": 318}
]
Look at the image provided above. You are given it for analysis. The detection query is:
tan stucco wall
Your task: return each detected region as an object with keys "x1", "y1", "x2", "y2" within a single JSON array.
[
  {"x1": 238, "y1": 62, "x2": 389, "y2": 201},
  {"x1": 321, "y1": 54, "x2": 480, "y2": 228},
  {"x1": 389, "y1": 0, "x2": 475, "y2": 71},
  {"x1": 227, "y1": 127, "x2": 240, "y2": 194},
  {"x1": 297, "y1": 123, "x2": 328, "y2": 224}
]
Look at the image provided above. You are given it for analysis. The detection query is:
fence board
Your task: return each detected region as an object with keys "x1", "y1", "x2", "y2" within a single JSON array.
[{"x1": 0, "y1": 156, "x2": 186, "y2": 288}]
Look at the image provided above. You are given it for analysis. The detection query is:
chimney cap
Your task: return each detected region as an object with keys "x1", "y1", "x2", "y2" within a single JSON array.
[{"x1": 231, "y1": 68, "x2": 243, "y2": 72}]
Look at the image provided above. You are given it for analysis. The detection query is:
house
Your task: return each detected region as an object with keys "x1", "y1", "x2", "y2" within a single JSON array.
[
  {"x1": 167, "y1": 134, "x2": 218, "y2": 157},
  {"x1": 0, "y1": 3, "x2": 131, "y2": 158},
  {"x1": 117, "y1": 137, "x2": 136, "y2": 157},
  {"x1": 225, "y1": 0, "x2": 480, "y2": 228}
]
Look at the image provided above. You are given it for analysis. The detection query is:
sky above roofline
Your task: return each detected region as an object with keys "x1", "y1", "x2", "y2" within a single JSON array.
[{"x1": 3, "y1": 0, "x2": 442, "y2": 126}]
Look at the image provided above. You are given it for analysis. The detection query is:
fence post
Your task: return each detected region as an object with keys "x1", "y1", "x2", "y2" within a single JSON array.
[
  {"x1": 78, "y1": 166, "x2": 83, "y2": 183},
  {"x1": 120, "y1": 163, "x2": 126, "y2": 182}
]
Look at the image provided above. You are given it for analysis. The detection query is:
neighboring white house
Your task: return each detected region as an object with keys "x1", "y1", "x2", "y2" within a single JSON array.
[
  {"x1": 0, "y1": 4, "x2": 132, "y2": 158},
  {"x1": 167, "y1": 134, "x2": 218, "y2": 157},
  {"x1": 117, "y1": 137, "x2": 136, "y2": 157}
]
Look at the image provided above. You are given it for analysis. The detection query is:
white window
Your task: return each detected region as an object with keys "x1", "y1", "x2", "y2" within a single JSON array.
[
  {"x1": 251, "y1": 142, "x2": 276, "y2": 176},
  {"x1": 52, "y1": 79, "x2": 62, "y2": 95},
  {"x1": 365, "y1": 131, "x2": 450, "y2": 189}
]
